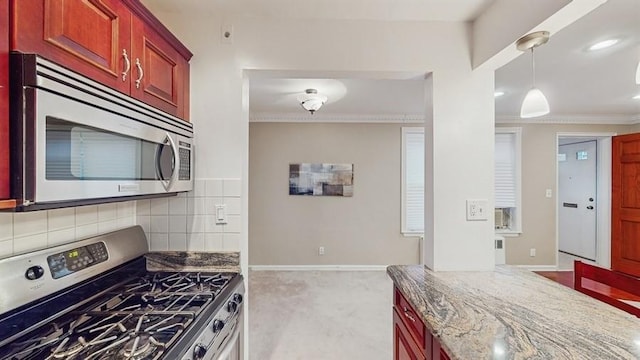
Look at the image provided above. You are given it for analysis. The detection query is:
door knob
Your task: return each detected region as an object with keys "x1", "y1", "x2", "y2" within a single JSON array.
[
  {"x1": 587, "y1": 206, "x2": 594, "y2": 210},
  {"x1": 588, "y1": 197, "x2": 594, "y2": 202}
]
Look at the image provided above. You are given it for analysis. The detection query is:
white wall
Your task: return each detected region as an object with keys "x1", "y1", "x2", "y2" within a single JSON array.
[
  {"x1": 142, "y1": 7, "x2": 499, "y2": 271},
  {"x1": 0, "y1": 202, "x2": 136, "y2": 259}
]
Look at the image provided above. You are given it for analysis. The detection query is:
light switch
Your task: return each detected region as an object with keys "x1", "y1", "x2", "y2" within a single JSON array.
[
  {"x1": 545, "y1": 189, "x2": 552, "y2": 198},
  {"x1": 215, "y1": 205, "x2": 227, "y2": 224},
  {"x1": 466, "y1": 199, "x2": 489, "y2": 221}
]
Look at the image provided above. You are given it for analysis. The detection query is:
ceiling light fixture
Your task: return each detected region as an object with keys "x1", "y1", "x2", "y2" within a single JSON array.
[
  {"x1": 517, "y1": 31, "x2": 550, "y2": 119},
  {"x1": 297, "y1": 89, "x2": 328, "y2": 115},
  {"x1": 494, "y1": 91, "x2": 505, "y2": 97},
  {"x1": 588, "y1": 39, "x2": 619, "y2": 51}
]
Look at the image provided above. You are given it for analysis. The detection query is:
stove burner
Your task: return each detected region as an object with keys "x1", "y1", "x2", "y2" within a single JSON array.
[
  {"x1": 0, "y1": 272, "x2": 235, "y2": 360},
  {"x1": 119, "y1": 335, "x2": 162, "y2": 359}
]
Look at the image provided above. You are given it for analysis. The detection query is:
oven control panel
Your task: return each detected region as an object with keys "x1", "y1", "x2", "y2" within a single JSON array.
[{"x1": 46, "y1": 242, "x2": 109, "y2": 279}]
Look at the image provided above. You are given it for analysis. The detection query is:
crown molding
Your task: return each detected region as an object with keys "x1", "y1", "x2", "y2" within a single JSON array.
[
  {"x1": 250, "y1": 112, "x2": 424, "y2": 123},
  {"x1": 496, "y1": 113, "x2": 640, "y2": 125},
  {"x1": 251, "y1": 112, "x2": 640, "y2": 125}
]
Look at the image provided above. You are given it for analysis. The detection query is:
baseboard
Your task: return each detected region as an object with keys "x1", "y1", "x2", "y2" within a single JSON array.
[
  {"x1": 515, "y1": 265, "x2": 559, "y2": 271},
  {"x1": 249, "y1": 265, "x2": 388, "y2": 271}
]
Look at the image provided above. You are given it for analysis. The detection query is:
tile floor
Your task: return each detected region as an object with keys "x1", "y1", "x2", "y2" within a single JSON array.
[{"x1": 248, "y1": 270, "x2": 392, "y2": 360}]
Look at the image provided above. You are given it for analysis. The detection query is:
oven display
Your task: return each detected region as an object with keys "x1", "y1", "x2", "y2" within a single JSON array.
[{"x1": 46, "y1": 242, "x2": 109, "y2": 279}]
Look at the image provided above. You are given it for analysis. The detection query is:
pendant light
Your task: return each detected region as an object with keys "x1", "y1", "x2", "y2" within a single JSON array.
[{"x1": 516, "y1": 31, "x2": 550, "y2": 118}]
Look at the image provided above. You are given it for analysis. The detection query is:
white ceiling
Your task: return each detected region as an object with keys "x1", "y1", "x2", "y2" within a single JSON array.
[
  {"x1": 249, "y1": 78, "x2": 426, "y2": 119},
  {"x1": 146, "y1": 0, "x2": 495, "y2": 22},
  {"x1": 495, "y1": 0, "x2": 640, "y2": 120},
  {"x1": 144, "y1": 0, "x2": 640, "y2": 122}
]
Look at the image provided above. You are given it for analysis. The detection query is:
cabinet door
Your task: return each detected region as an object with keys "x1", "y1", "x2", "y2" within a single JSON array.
[
  {"x1": 432, "y1": 337, "x2": 451, "y2": 360},
  {"x1": 0, "y1": 0, "x2": 9, "y2": 201},
  {"x1": 394, "y1": 308, "x2": 426, "y2": 360},
  {"x1": 11, "y1": 0, "x2": 132, "y2": 94},
  {"x1": 130, "y1": 16, "x2": 187, "y2": 119}
]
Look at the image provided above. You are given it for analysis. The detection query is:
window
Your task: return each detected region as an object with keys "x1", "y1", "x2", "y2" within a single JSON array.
[
  {"x1": 401, "y1": 127, "x2": 521, "y2": 235},
  {"x1": 495, "y1": 127, "x2": 522, "y2": 234},
  {"x1": 401, "y1": 127, "x2": 424, "y2": 234}
]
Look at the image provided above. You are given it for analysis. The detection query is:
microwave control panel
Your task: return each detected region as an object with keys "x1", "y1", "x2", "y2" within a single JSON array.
[{"x1": 46, "y1": 242, "x2": 109, "y2": 279}]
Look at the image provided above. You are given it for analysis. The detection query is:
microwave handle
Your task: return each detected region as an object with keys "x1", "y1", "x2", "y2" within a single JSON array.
[{"x1": 158, "y1": 133, "x2": 179, "y2": 192}]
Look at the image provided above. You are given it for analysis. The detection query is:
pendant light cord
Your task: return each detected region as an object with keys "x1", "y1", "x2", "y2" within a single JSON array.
[{"x1": 531, "y1": 48, "x2": 536, "y2": 88}]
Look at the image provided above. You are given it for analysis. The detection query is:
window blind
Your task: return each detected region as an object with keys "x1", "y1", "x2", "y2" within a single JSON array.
[
  {"x1": 495, "y1": 133, "x2": 516, "y2": 208},
  {"x1": 404, "y1": 130, "x2": 424, "y2": 232}
]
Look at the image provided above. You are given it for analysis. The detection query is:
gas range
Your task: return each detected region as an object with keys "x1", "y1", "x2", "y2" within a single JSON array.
[{"x1": 0, "y1": 226, "x2": 244, "y2": 360}]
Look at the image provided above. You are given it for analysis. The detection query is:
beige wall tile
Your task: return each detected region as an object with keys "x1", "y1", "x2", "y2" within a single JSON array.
[{"x1": 13, "y1": 212, "x2": 47, "y2": 238}]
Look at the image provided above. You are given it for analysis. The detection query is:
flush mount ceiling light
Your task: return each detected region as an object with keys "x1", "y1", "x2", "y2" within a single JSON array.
[
  {"x1": 588, "y1": 39, "x2": 619, "y2": 51},
  {"x1": 297, "y1": 89, "x2": 328, "y2": 115},
  {"x1": 516, "y1": 31, "x2": 550, "y2": 119}
]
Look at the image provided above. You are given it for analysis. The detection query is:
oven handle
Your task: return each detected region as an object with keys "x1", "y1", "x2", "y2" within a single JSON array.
[{"x1": 214, "y1": 325, "x2": 240, "y2": 360}]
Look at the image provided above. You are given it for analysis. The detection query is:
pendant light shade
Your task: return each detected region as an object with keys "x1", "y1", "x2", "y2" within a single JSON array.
[
  {"x1": 520, "y1": 88, "x2": 550, "y2": 118},
  {"x1": 516, "y1": 31, "x2": 550, "y2": 119},
  {"x1": 635, "y1": 60, "x2": 640, "y2": 84}
]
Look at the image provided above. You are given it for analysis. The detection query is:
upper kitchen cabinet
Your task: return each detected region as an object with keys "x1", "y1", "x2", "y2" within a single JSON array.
[
  {"x1": 129, "y1": 8, "x2": 190, "y2": 120},
  {"x1": 10, "y1": 0, "x2": 192, "y2": 120},
  {"x1": 0, "y1": 0, "x2": 15, "y2": 209}
]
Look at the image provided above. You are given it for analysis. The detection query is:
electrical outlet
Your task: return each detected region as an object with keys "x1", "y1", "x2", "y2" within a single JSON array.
[
  {"x1": 318, "y1": 246, "x2": 325, "y2": 255},
  {"x1": 530, "y1": 248, "x2": 536, "y2": 257},
  {"x1": 466, "y1": 199, "x2": 489, "y2": 221}
]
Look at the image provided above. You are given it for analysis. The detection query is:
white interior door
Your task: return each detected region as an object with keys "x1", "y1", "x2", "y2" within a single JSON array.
[{"x1": 558, "y1": 140, "x2": 597, "y2": 260}]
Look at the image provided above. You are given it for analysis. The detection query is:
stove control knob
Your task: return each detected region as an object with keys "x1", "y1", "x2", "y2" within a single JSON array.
[
  {"x1": 233, "y1": 293, "x2": 243, "y2": 304},
  {"x1": 25, "y1": 266, "x2": 45, "y2": 280},
  {"x1": 193, "y1": 344, "x2": 208, "y2": 359},
  {"x1": 227, "y1": 300, "x2": 238, "y2": 312},
  {"x1": 212, "y1": 319, "x2": 224, "y2": 332}
]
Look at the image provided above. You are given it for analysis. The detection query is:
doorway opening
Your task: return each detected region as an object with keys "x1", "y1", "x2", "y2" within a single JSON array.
[{"x1": 556, "y1": 133, "x2": 615, "y2": 270}]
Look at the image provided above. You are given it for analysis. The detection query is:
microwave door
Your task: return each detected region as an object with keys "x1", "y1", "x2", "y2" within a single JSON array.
[{"x1": 156, "y1": 133, "x2": 179, "y2": 192}]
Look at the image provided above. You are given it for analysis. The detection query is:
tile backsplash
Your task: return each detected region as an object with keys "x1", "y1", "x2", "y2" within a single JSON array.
[
  {"x1": 0, "y1": 202, "x2": 136, "y2": 259},
  {"x1": 136, "y1": 178, "x2": 242, "y2": 252}
]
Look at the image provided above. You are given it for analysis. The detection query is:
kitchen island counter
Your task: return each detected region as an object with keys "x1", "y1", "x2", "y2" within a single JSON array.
[{"x1": 387, "y1": 265, "x2": 640, "y2": 359}]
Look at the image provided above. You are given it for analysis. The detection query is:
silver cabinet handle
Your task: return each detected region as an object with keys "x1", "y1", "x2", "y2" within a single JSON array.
[
  {"x1": 121, "y1": 49, "x2": 130, "y2": 82},
  {"x1": 403, "y1": 307, "x2": 416, "y2": 322},
  {"x1": 135, "y1": 58, "x2": 144, "y2": 89}
]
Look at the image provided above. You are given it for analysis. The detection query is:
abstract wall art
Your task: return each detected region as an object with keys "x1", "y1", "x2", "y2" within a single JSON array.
[{"x1": 289, "y1": 163, "x2": 354, "y2": 197}]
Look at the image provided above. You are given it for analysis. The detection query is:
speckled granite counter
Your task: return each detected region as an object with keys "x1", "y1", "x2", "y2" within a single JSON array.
[
  {"x1": 145, "y1": 252, "x2": 240, "y2": 272},
  {"x1": 387, "y1": 265, "x2": 640, "y2": 360}
]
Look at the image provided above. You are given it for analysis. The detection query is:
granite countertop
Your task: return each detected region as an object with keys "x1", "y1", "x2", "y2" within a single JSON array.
[
  {"x1": 145, "y1": 251, "x2": 240, "y2": 273},
  {"x1": 387, "y1": 265, "x2": 640, "y2": 360}
]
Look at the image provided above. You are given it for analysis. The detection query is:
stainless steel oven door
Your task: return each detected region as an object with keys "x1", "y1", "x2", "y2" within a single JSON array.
[
  {"x1": 213, "y1": 307, "x2": 243, "y2": 360},
  {"x1": 33, "y1": 88, "x2": 192, "y2": 203}
]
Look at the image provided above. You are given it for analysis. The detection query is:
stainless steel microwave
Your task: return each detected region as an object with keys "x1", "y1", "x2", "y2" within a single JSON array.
[{"x1": 10, "y1": 54, "x2": 194, "y2": 211}]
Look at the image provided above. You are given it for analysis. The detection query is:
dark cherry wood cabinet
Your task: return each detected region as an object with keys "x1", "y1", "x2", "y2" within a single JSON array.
[
  {"x1": 10, "y1": 0, "x2": 191, "y2": 120},
  {"x1": 393, "y1": 287, "x2": 451, "y2": 360},
  {"x1": 0, "y1": 0, "x2": 13, "y2": 207},
  {"x1": 394, "y1": 307, "x2": 427, "y2": 360},
  {"x1": 11, "y1": 0, "x2": 132, "y2": 94},
  {"x1": 130, "y1": 14, "x2": 189, "y2": 119}
]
